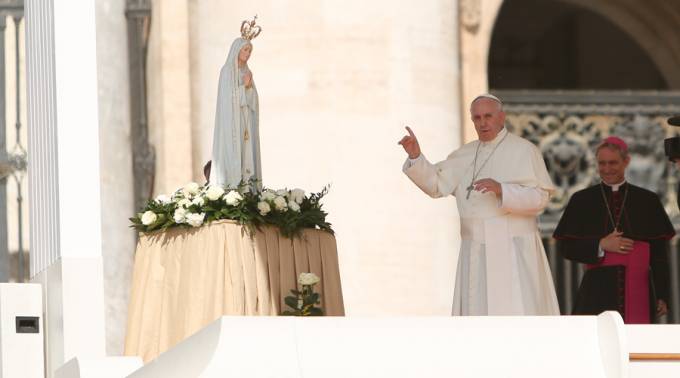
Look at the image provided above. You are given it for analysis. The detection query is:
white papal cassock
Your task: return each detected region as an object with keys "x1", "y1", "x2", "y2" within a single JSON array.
[{"x1": 403, "y1": 128, "x2": 560, "y2": 316}]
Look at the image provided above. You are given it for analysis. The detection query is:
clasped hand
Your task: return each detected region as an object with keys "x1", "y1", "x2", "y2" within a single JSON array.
[
  {"x1": 473, "y1": 178, "x2": 502, "y2": 197},
  {"x1": 599, "y1": 230, "x2": 634, "y2": 254}
]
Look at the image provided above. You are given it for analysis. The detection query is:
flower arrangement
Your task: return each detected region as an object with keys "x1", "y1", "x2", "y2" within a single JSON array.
[
  {"x1": 282, "y1": 272, "x2": 323, "y2": 316},
  {"x1": 130, "y1": 180, "x2": 333, "y2": 238}
]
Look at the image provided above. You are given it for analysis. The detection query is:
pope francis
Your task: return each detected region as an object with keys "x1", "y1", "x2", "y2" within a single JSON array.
[{"x1": 399, "y1": 94, "x2": 559, "y2": 316}]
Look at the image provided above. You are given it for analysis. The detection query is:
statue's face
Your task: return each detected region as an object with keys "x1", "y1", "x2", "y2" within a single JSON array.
[
  {"x1": 597, "y1": 147, "x2": 630, "y2": 185},
  {"x1": 239, "y1": 43, "x2": 252, "y2": 63},
  {"x1": 470, "y1": 98, "x2": 505, "y2": 142}
]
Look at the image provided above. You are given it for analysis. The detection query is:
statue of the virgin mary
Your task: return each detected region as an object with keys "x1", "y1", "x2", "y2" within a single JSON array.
[{"x1": 209, "y1": 17, "x2": 262, "y2": 188}]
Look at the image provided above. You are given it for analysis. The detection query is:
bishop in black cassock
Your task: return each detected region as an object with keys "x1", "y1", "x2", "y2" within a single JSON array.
[{"x1": 553, "y1": 137, "x2": 675, "y2": 323}]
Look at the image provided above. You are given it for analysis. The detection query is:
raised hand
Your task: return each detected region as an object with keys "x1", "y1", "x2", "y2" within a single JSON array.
[
  {"x1": 599, "y1": 230, "x2": 634, "y2": 254},
  {"x1": 398, "y1": 126, "x2": 421, "y2": 159}
]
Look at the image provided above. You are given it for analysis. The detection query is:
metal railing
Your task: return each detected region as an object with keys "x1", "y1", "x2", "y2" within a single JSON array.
[
  {"x1": 0, "y1": 1, "x2": 153, "y2": 281},
  {"x1": 0, "y1": 1, "x2": 25, "y2": 283}
]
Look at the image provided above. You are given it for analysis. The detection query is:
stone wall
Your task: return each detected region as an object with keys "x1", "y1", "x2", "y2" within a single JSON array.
[{"x1": 146, "y1": 0, "x2": 463, "y2": 315}]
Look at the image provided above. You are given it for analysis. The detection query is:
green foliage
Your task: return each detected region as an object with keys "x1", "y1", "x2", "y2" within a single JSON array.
[{"x1": 129, "y1": 179, "x2": 333, "y2": 238}]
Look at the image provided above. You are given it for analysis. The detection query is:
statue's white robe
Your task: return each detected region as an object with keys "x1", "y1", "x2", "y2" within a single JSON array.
[
  {"x1": 210, "y1": 38, "x2": 262, "y2": 189},
  {"x1": 404, "y1": 128, "x2": 560, "y2": 315}
]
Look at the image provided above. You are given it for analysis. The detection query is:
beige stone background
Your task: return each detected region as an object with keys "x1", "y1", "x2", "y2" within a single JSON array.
[
  {"x1": 60, "y1": 0, "x2": 679, "y2": 357},
  {"x1": 0, "y1": 0, "x2": 467, "y2": 356},
  {"x1": 2, "y1": 0, "x2": 672, "y2": 356},
  {"x1": 147, "y1": 0, "x2": 463, "y2": 324},
  {"x1": 9, "y1": 0, "x2": 675, "y2": 357}
]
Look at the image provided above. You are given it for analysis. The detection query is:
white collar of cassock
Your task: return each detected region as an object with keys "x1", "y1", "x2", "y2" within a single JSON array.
[
  {"x1": 603, "y1": 179, "x2": 626, "y2": 192},
  {"x1": 480, "y1": 127, "x2": 508, "y2": 147}
]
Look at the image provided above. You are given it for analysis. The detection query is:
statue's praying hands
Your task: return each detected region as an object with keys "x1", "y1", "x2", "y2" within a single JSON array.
[
  {"x1": 243, "y1": 69, "x2": 253, "y2": 88},
  {"x1": 398, "y1": 126, "x2": 421, "y2": 159}
]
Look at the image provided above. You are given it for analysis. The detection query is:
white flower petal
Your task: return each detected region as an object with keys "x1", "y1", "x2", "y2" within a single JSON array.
[{"x1": 141, "y1": 211, "x2": 158, "y2": 226}]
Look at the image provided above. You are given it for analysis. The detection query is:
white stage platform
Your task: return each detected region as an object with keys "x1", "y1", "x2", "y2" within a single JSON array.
[
  {"x1": 128, "y1": 313, "x2": 628, "y2": 378},
  {"x1": 50, "y1": 313, "x2": 680, "y2": 378}
]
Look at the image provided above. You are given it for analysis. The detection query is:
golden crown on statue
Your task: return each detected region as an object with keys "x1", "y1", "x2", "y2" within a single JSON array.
[{"x1": 240, "y1": 15, "x2": 262, "y2": 41}]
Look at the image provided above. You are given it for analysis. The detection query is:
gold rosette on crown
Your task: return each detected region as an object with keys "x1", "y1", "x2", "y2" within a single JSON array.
[{"x1": 240, "y1": 16, "x2": 262, "y2": 40}]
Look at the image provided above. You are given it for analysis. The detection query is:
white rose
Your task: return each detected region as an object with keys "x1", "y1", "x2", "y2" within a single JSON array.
[
  {"x1": 191, "y1": 196, "x2": 205, "y2": 207},
  {"x1": 205, "y1": 185, "x2": 225, "y2": 201},
  {"x1": 185, "y1": 212, "x2": 205, "y2": 227},
  {"x1": 224, "y1": 190, "x2": 243, "y2": 206},
  {"x1": 290, "y1": 188, "x2": 305, "y2": 204},
  {"x1": 257, "y1": 201, "x2": 271, "y2": 216},
  {"x1": 273, "y1": 196, "x2": 288, "y2": 211},
  {"x1": 141, "y1": 211, "x2": 157, "y2": 226},
  {"x1": 276, "y1": 189, "x2": 288, "y2": 196},
  {"x1": 298, "y1": 272, "x2": 320, "y2": 286},
  {"x1": 154, "y1": 194, "x2": 171, "y2": 204},
  {"x1": 182, "y1": 182, "x2": 200, "y2": 197},
  {"x1": 173, "y1": 207, "x2": 187, "y2": 223},
  {"x1": 288, "y1": 200, "x2": 300, "y2": 212},
  {"x1": 178, "y1": 198, "x2": 192, "y2": 208},
  {"x1": 261, "y1": 190, "x2": 276, "y2": 201}
]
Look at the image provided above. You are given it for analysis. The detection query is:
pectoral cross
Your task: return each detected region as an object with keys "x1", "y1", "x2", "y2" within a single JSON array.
[
  {"x1": 466, "y1": 184, "x2": 474, "y2": 200},
  {"x1": 244, "y1": 129, "x2": 250, "y2": 141}
]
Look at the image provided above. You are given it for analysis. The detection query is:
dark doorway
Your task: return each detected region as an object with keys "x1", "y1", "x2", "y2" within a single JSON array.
[{"x1": 489, "y1": 0, "x2": 667, "y2": 90}]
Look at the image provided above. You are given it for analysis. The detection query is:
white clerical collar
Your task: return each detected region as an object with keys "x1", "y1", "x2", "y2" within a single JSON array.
[
  {"x1": 603, "y1": 180, "x2": 626, "y2": 192},
  {"x1": 480, "y1": 127, "x2": 507, "y2": 147}
]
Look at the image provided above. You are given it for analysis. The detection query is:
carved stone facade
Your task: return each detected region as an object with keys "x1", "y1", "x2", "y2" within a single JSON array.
[{"x1": 459, "y1": 0, "x2": 481, "y2": 33}]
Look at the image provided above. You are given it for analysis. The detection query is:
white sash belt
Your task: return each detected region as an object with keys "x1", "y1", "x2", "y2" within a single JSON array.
[
  {"x1": 460, "y1": 216, "x2": 536, "y2": 241},
  {"x1": 460, "y1": 216, "x2": 537, "y2": 315}
]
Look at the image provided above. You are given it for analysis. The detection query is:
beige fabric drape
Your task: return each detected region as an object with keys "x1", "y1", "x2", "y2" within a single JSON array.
[{"x1": 124, "y1": 220, "x2": 344, "y2": 362}]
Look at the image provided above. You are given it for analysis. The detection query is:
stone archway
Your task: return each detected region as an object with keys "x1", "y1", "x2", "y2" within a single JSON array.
[
  {"x1": 566, "y1": 0, "x2": 680, "y2": 89},
  {"x1": 488, "y1": 0, "x2": 668, "y2": 90},
  {"x1": 459, "y1": 0, "x2": 680, "y2": 141},
  {"x1": 459, "y1": 0, "x2": 503, "y2": 142}
]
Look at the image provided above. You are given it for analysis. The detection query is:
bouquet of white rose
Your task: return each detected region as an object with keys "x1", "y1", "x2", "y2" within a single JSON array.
[
  {"x1": 281, "y1": 272, "x2": 323, "y2": 316},
  {"x1": 130, "y1": 179, "x2": 333, "y2": 238}
]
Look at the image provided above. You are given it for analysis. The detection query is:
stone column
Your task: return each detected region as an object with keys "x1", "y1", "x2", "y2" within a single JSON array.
[
  {"x1": 146, "y1": 0, "x2": 194, "y2": 194},
  {"x1": 459, "y1": 0, "x2": 503, "y2": 142},
  {"x1": 25, "y1": 0, "x2": 106, "y2": 375},
  {"x1": 96, "y1": 0, "x2": 137, "y2": 356}
]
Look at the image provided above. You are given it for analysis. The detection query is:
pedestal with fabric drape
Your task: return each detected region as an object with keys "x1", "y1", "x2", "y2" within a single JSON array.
[{"x1": 123, "y1": 220, "x2": 344, "y2": 362}]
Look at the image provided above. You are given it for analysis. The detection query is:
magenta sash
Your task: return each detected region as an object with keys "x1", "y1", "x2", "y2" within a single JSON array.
[{"x1": 587, "y1": 241, "x2": 650, "y2": 324}]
